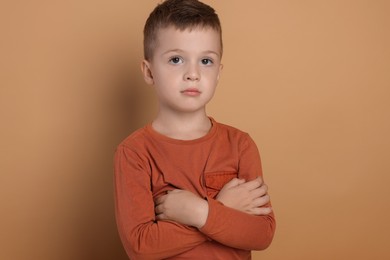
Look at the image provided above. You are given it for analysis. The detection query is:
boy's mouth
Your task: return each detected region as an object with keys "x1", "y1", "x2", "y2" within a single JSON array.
[{"x1": 181, "y1": 88, "x2": 201, "y2": 96}]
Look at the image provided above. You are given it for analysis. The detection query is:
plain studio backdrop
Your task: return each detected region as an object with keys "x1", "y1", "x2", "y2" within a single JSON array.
[{"x1": 1, "y1": 1, "x2": 389, "y2": 259}]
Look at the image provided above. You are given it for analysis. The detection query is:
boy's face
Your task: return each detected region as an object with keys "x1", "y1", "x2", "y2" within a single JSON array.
[{"x1": 142, "y1": 26, "x2": 223, "y2": 114}]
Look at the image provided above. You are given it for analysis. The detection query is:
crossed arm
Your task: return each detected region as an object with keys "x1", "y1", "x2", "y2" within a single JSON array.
[
  {"x1": 155, "y1": 177, "x2": 272, "y2": 229},
  {"x1": 115, "y1": 138, "x2": 276, "y2": 259}
]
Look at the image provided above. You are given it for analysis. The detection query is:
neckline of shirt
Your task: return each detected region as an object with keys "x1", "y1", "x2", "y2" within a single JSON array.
[{"x1": 145, "y1": 117, "x2": 218, "y2": 145}]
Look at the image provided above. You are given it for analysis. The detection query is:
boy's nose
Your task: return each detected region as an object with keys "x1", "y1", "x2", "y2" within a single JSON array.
[{"x1": 184, "y1": 64, "x2": 200, "y2": 81}]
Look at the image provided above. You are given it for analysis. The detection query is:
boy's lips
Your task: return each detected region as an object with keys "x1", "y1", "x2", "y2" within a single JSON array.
[{"x1": 181, "y1": 88, "x2": 201, "y2": 96}]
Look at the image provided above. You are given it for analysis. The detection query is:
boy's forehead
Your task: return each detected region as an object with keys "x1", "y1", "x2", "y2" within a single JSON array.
[{"x1": 154, "y1": 26, "x2": 222, "y2": 54}]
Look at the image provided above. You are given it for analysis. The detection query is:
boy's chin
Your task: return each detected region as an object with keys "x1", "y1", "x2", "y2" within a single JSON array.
[{"x1": 163, "y1": 105, "x2": 208, "y2": 115}]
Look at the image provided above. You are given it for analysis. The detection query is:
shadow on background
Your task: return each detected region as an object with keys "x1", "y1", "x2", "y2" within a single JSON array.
[
  {"x1": 0, "y1": 1, "x2": 155, "y2": 258},
  {"x1": 73, "y1": 58, "x2": 155, "y2": 259}
]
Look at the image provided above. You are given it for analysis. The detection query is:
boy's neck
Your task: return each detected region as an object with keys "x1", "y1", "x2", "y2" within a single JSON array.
[{"x1": 152, "y1": 111, "x2": 212, "y2": 140}]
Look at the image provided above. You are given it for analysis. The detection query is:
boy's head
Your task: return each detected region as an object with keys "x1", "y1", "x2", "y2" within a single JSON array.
[{"x1": 143, "y1": 0, "x2": 222, "y2": 61}]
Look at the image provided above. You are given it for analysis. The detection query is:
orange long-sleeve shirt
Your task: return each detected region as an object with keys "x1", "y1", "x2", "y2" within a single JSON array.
[{"x1": 114, "y1": 118, "x2": 276, "y2": 259}]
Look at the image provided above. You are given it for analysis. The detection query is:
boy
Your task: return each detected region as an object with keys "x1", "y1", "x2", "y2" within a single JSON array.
[{"x1": 114, "y1": 0, "x2": 276, "y2": 259}]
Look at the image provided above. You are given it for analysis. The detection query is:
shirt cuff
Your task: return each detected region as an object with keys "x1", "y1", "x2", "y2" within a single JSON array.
[{"x1": 199, "y1": 197, "x2": 223, "y2": 236}]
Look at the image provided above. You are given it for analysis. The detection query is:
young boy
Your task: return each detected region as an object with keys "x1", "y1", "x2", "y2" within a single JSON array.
[{"x1": 114, "y1": 0, "x2": 276, "y2": 259}]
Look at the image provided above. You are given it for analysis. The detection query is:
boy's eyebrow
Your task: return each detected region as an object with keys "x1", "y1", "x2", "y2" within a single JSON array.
[
  {"x1": 162, "y1": 49, "x2": 221, "y2": 57},
  {"x1": 203, "y1": 50, "x2": 221, "y2": 57}
]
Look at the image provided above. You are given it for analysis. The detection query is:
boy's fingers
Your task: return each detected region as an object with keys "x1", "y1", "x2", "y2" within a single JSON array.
[
  {"x1": 167, "y1": 189, "x2": 181, "y2": 193},
  {"x1": 252, "y1": 195, "x2": 270, "y2": 207},
  {"x1": 240, "y1": 177, "x2": 263, "y2": 191},
  {"x1": 155, "y1": 204, "x2": 162, "y2": 214},
  {"x1": 154, "y1": 195, "x2": 166, "y2": 205},
  {"x1": 237, "y1": 178, "x2": 246, "y2": 185},
  {"x1": 155, "y1": 189, "x2": 179, "y2": 204},
  {"x1": 155, "y1": 213, "x2": 166, "y2": 220},
  {"x1": 249, "y1": 184, "x2": 268, "y2": 199},
  {"x1": 249, "y1": 207, "x2": 272, "y2": 216},
  {"x1": 222, "y1": 178, "x2": 244, "y2": 189}
]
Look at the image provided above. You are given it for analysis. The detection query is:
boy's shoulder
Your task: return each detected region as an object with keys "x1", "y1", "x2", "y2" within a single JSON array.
[
  {"x1": 214, "y1": 118, "x2": 250, "y2": 138},
  {"x1": 212, "y1": 118, "x2": 258, "y2": 148},
  {"x1": 118, "y1": 125, "x2": 150, "y2": 149},
  {"x1": 214, "y1": 120, "x2": 260, "y2": 153},
  {"x1": 216, "y1": 120, "x2": 245, "y2": 132}
]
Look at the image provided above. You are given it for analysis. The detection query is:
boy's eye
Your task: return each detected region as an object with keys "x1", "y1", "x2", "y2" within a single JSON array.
[
  {"x1": 201, "y1": 58, "x2": 213, "y2": 65},
  {"x1": 169, "y1": 57, "x2": 183, "y2": 64}
]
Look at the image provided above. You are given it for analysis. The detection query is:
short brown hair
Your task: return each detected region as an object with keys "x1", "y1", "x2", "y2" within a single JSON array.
[{"x1": 143, "y1": 0, "x2": 222, "y2": 60}]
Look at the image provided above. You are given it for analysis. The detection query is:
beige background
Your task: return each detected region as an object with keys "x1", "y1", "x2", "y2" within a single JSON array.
[{"x1": 1, "y1": 0, "x2": 389, "y2": 259}]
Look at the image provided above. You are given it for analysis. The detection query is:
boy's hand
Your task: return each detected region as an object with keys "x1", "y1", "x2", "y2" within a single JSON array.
[
  {"x1": 216, "y1": 177, "x2": 272, "y2": 215},
  {"x1": 155, "y1": 190, "x2": 209, "y2": 229}
]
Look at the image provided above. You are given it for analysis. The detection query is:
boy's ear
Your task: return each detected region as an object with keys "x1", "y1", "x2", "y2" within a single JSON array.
[
  {"x1": 141, "y1": 60, "x2": 154, "y2": 85},
  {"x1": 217, "y1": 63, "x2": 224, "y2": 81}
]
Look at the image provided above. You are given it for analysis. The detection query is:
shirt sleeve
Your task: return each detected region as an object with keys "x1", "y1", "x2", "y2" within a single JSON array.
[
  {"x1": 199, "y1": 134, "x2": 276, "y2": 250},
  {"x1": 114, "y1": 144, "x2": 208, "y2": 260}
]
